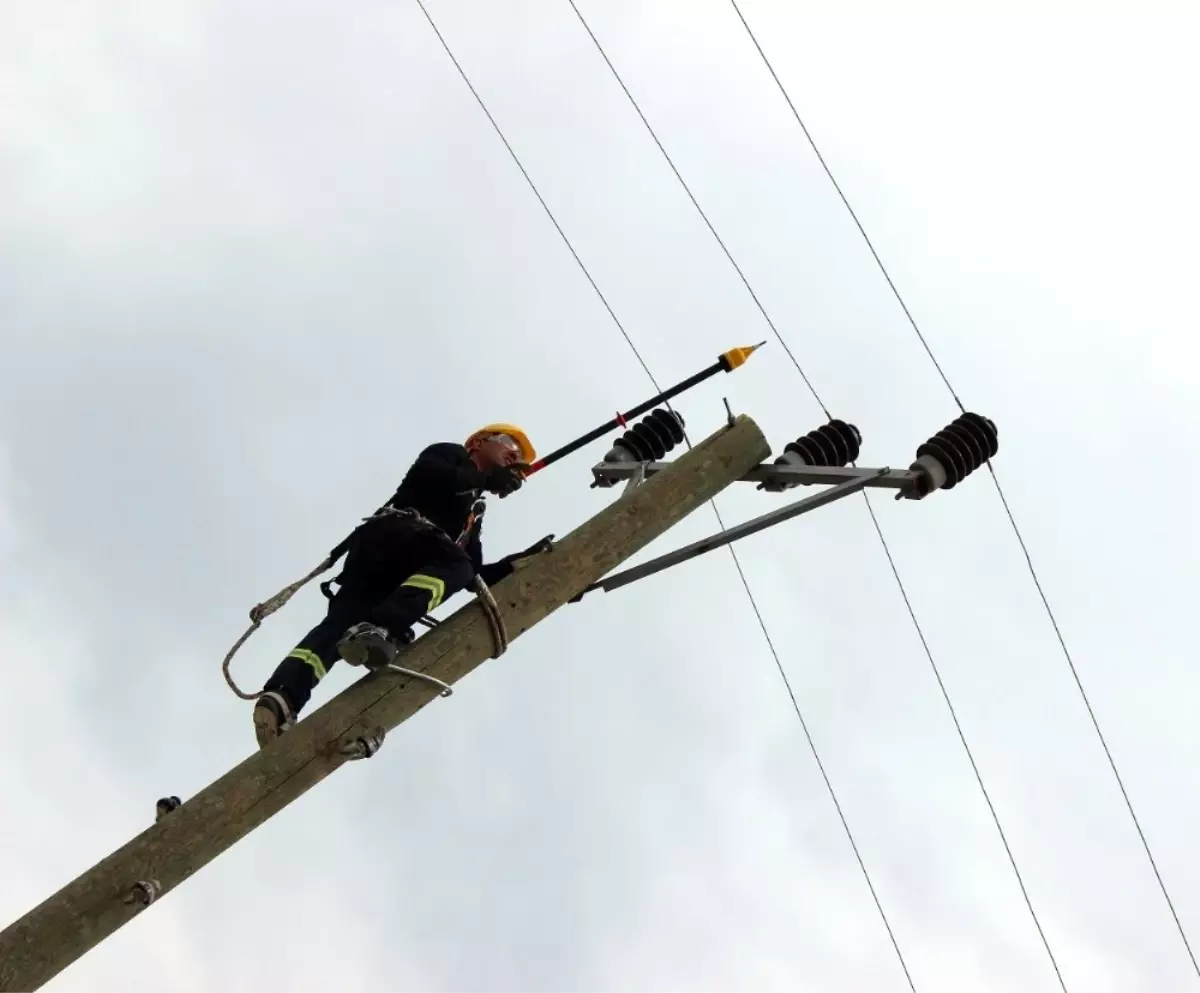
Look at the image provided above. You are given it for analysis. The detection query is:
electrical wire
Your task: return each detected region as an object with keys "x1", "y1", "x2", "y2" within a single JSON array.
[
  {"x1": 726, "y1": 0, "x2": 963, "y2": 414},
  {"x1": 411, "y1": 2, "x2": 913, "y2": 988},
  {"x1": 727, "y1": 0, "x2": 1199, "y2": 979},
  {"x1": 411, "y1": 0, "x2": 659, "y2": 392},
  {"x1": 565, "y1": 0, "x2": 831, "y2": 419},
  {"x1": 860, "y1": 488, "x2": 1066, "y2": 991},
  {"x1": 988, "y1": 459, "x2": 1199, "y2": 979},
  {"x1": 562, "y1": 0, "x2": 1075, "y2": 986},
  {"x1": 721, "y1": 499, "x2": 916, "y2": 993},
  {"x1": 677, "y1": 427, "x2": 916, "y2": 993}
]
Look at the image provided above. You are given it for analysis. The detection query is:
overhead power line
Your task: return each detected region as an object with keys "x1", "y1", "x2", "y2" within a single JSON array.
[
  {"x1": 562, "y1": 1, "x2": 1068, "y2": 988},
  {"x1": 726, "y1": 0, "x2": 1199, "y2": 979},
  {"x1": 411, "y1": 0, "x2": 912, "y2": 988},
  {"x1": 725, "y1": 0, "x2": 962, "y2": 413},
  {"x1": 410, "y1": 0, "x2": 659, "y2": 392},
  {"x1": 859, "y1": 490, "x2": 1066, "y2": 991},
  {"x1": 563, "y1": 0, "x2": 830, "y2": 420}
]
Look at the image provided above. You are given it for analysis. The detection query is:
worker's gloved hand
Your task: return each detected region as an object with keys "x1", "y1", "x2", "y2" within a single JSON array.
[
  {"x1": 500, "y1": 534, "x2": 554, "y2": 570},
  {"x1": 484, "y1": 464, "x2": 524, "y2": 498},
  {"x1": 477, "y1": 536, "x2": 555, "y2": 587},
  {"x1": 511, "y1": 534, "x2": 554, "y2": 561}
]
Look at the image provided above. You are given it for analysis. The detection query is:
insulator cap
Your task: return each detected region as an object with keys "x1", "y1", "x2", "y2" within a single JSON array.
[
  {"x1": 608, "y1": 409, "x2": 686, "y2": 463},
  {"x1": 778, "y1": 419, "x2": 862, "y2": 468},
  {"x1": 912, "y1": 412, "x2": 997, "y2": 493}
]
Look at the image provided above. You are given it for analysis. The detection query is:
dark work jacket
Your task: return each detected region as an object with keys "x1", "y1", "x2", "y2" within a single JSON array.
[{"x1": 385, "y1": 442, "x2": 511, "y2": 585}]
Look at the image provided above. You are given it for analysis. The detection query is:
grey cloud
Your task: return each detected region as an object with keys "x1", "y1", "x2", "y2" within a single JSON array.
[{"x1": 2, "y1": 2, "x2": 1198, "y2": 991}]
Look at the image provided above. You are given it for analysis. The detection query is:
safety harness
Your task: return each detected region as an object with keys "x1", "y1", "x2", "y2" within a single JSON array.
[
  {"x1": 220, "y1": 495, "x2": 506, "y2": 702},
  {"x1": 317, "y1": 497, "x2": 486, "y2": 602}
]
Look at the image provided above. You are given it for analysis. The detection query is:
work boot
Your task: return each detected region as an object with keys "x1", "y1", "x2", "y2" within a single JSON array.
[
  {"x1": 253, "y1": 691, "x2": 295, "y2": 749},
  {"x1": 337, "y1": 622, "x2": 412, "y2": 669}
]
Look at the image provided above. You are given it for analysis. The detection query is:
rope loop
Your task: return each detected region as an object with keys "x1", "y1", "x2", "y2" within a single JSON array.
[
  {"x1": 221, "y1": 555, "x2": 337, "y2": 700},
  {"x1": 471, "y1": 575, "x2": 508, "y2": 658}
]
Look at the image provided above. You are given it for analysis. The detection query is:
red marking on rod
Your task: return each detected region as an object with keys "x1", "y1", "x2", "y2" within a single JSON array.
[{"x1": 615, "y1": 411, "x2": 627, "y2": 427}]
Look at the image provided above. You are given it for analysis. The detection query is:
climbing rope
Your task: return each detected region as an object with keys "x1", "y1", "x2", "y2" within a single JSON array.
[
  {"x1": 470, "y1": 574, "x2": 508, "y2": 657},
  {"x1": 221, "y1": 554, "x2": 338, "y2": 700}
]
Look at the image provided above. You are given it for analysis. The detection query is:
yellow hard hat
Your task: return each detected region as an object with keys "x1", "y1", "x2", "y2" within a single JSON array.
[{"x1": 466, "y1": 423, "x2": 536, "y2": 464}]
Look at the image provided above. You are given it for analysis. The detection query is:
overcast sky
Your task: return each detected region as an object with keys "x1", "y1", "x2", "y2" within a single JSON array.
[{"x1": 2, "y1": 2, "x2": 1198, "y2": 991}]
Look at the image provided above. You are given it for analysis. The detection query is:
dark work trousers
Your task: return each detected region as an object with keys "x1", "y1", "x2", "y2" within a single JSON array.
[{"x1": 263, "y1": 516, "x2": 476, "y2": 715}]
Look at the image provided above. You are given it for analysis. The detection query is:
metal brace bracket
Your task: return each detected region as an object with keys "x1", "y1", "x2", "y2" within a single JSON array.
[
  {"x1": 593, "y1": 459, "x2": 924, "y2": 495},
  {"x1": 573, "y1": 468, "x2": 887, "y2": 601},
  {"x1": 622, "y1": 461, "x2": 647, "y2": 498}
]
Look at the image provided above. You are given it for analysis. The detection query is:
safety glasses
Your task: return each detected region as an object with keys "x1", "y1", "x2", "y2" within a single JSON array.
[{"x1": 490, "y1": 433, "x2": 523, "y2": 456}]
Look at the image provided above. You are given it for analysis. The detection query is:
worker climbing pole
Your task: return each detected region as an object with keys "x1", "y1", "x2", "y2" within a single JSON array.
[
  {"x1": 0, "y1": 312, "x2": 1002, "y2": 992},
  {"x1": 218, "y1": 344, "x2": 766, "y2": 740},
  {"x1": 248, "y1": 423, "x2": 543, "y2": 750},
  {"x1": 0, "y1": 347, "x2": 765, "y2": 993}
]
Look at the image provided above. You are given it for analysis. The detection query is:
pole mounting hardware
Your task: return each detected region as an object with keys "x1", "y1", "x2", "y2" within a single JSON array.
[{"x1": 578, "y1": 412, "x2": 999, "y2": 600}]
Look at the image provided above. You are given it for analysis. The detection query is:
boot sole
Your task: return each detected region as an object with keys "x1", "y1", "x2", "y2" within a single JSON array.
[
  {"x1": 253, "y1": 703, "x2": 282, "y2": 749},
  {"x1": 338, "y1": 637, "x2": 372, "y2": 668}
]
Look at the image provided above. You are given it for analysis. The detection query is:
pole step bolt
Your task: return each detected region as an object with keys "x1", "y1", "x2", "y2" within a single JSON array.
[
  {"x1": 912, "y1": 413, "x2": 998, "y2": 493},
  {"x1": 608, "y1": 409, "x2": 686, "y2": 462}
]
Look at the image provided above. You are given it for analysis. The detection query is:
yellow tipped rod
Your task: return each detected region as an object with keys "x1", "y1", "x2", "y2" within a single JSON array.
[
  {"x1": 526, "y1": 344, "x2": 765, "y2": 475},
  {"x1": 719, "y1": 341, "x2": 765, "y2": 371}
]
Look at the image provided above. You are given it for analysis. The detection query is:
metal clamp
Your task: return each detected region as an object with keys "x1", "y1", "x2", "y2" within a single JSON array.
[
  {"x1": 341, "y1": 726, "x2": 387, "y2": 760},
  {"x1": 622, "y1": 461, "x2": 647, "y2": 498},
  {"x1": 573, "y1": 468, "x2": 888, "y2": 601},
  {"x1": 124, "y1": 879, "x2": 163, "y2": 907}
]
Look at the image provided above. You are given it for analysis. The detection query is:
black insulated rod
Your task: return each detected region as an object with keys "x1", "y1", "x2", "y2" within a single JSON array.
[{"x1": 524, "y1": 343, "x2": 763, "y2": 476}]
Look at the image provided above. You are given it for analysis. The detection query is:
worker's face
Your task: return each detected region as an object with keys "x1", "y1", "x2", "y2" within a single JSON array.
[{"x1": 473, "y1": 434, "x2": 523, "y2": 469}]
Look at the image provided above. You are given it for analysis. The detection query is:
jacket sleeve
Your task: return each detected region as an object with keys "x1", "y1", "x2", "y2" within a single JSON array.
[
  {"x1": 477, "y1": 557, "x2": 514, "y2": 586},
  {"x1": 399, "y1": 443, "x2": 488, "y2": 498},
  {"x1": 465, "y1": 522, "x2": 485, "y2": 573},
  {"x1": 469, "y1": 519, "x2": 515, "y2": 586},
  {"x1": 476, "y1": 533, "x2": 555, "y2": 586}
]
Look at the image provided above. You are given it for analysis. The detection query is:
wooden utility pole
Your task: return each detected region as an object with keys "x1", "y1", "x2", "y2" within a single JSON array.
[{"x1": 0, "y1": 414, "x2": 769, "y2": 992}]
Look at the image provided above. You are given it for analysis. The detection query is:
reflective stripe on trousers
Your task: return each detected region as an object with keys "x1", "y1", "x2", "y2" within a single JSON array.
[{"x1": 400, "y1": 573, "x2": 446, "y2": 610}]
